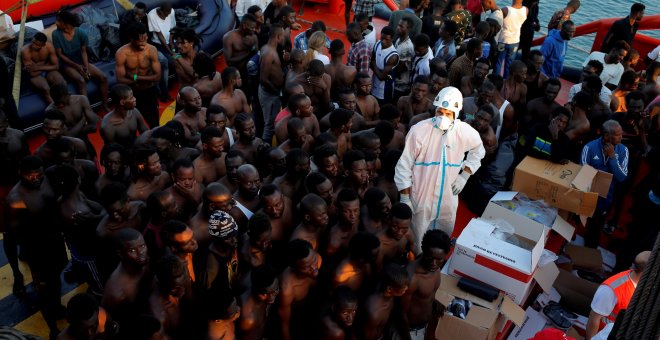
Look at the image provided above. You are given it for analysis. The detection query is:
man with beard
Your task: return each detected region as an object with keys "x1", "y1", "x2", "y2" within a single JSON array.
[
  {"x1": 219, "y1": 150, "x2": 247, "y2": 194},
  {"x1": 319, "y1": 286, "x2": 358, "y2": 340},
  {"x1": 326, "y1": 39, "x2": 357, "y2": 102},
  {"x1": 459, "y1": 58, "x2": 490, "y2": 97},
  {"x1": 290, "y1": 194, "x2": 329, "y2": 251},
  {"x1": 258, "y1": 184, "x2": 294, "y2": 246},
  {"x1": 359, "y1": 188, "x2": 391, "y2": 235},
  {"x1": 229, "y1": 164, "x2": 262, "y2": 230},
  {"x1": 102, "y1": 228, "x2": 150, "y2": 326},
  {"x1": 278, "y1": 239, "x2": 322, "y2": 340},
  {"x1": 324, "y1": 189, "x2": 360, "y2": 259},
  {"x1": 115, "y1": 23, "x2": 161, "y2": 128},
  {"x1": 524, "y1": 50, "x2": 550, "y2": 100},
  {"x1": 232, "y1": 113, "x2": 265, "y2": 164},
  {"x1": 260, "y1": 24, "x2": 286, "y2": 143},
  {"x1": 210, "y1": 67, "x2": 251, "y2": 127},
  {"x1": 200, "y1": 210, "x2": 240, "y2": 293},
  {"x1": 20, "y1": 32, "x2": 65, "y2": 104},
  {"x1": 173, "y1": 87, "x2": 207, "y2": 147},
  {"x1": 36, "y1": 109, "x2": 89, "y2": 167},
  {"x1": 469, "y1": 106, "x2": 498, "y2": 157},
  {"x1": 240, "y1": 213, "x2": 272, "y2": 271},
  {"x1": 273, "y1": 148, "x2": 310, "y2": 201},
  {"x1": 397, "y1": 76, "x2": 433, "y2": 126},
  {"x1": 238, "y1": 265, "x2": 280, "y2": 340},
  {"x1": 47, "y1": 84, "x2": 99, "y2": 156},
  {"x1": 128, "y1": 145, "x2": 171, "y2": 201},
  {"x1": 312, "y1": 145, "x2": 340, "y2": 187},
  {"x1": 166, "y1": 159, "x2": 203, "y2": 220},
  {"x1": 599, "y1": 3, "x2": 644, "y2": 53},
  {"x1": 376, "y1": 203, "x2": 414, "y2": 271},
  {"x1": 401, "y1": 229, "x2": 451, "y2": 340},
  {"x1": 337, "y1": 150, "x2": 370, "y2": 199},
  {"x1": 0, "y1": 111, "x2": 30, "y2": 295},
  {"x1": 6, "y1": 156, "x2": 67, "y2": 336},
  {"x1": 261, "y1": 147, "x2": 287, "y2": 185},
  {"x1": 279, "y1": 118, "x2": 314, "y2": 154},
  {"x1": 523, "y1": 77, "x2": 562, "y2": 131},
  {"x1": 190, "y1": 183, "x2": 235, "y2": 252},
  {"x1": 361, "y1": 263, "x2": 410, "y2": 340},
  {"x1": 148, "y1": 255, "x2": 189, "y2": 339},
  {"x1": 194, "y1": 127, "x2": 227, "y2": 185},
  {"x1": 206, "y1": 106, "x2": 238, "y2": 150},
  {"x1": 101, "y1": 84, "x2": 150, "y2": 149},
  {"x1": 223, "y1": 14, "x2": 259, "y2": 78},
  {"x1": 305, "y1": 172, "x2": 335, "y2": 217},
  {"x1": 96, "y1": 144, "x2": 130, "y2": 196},
  {"x1": 318, "y1": 109, "x2": 353, "y2": 159}
]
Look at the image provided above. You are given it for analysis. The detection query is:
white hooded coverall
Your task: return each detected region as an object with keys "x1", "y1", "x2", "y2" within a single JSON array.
[{"x1": 394, "y1": 117, "x2": 485, "y2": 253}]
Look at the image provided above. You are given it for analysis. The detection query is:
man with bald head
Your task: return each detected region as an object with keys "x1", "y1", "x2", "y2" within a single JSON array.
[
  {"x1": 229, "y1": 164, "x2": 262, "y2": 230},
  {"x1": 586, "y1": 251, "x2": 650, "y2": 339},
  {"x1": 189, "y1": 183, "x2": 235, "y2": 252},
  {"x1": 173, "y1": 86, "x2": 207, "y2": 147},
  {"x1": 194, "y1": 126, "x2": 228, "y2": 185},
  {"x1": 290, "y1": 193, "x2": 329, "y2": 251},
  {"x1": 210, "y1": 67, "x2": 251, "y2": 127}
]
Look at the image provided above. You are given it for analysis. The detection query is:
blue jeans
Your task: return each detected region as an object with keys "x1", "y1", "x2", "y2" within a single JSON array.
[
  {"x1": 258, "y1": 85, "x2": 281, "y2": 144},
  {"x1": 495, "y1": 42, "x2": 518, "y2": 78},
  {"x1": 155, "y1": 48, "x2": 172, "y2": 98}
]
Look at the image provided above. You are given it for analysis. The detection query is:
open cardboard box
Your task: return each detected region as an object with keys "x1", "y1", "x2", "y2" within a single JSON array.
[
  {"x1": 564, "y1": 244, "x2": 604, "y2": 273},
  {"x1": 552, "y1": 269, "x2": 599, "y2": 316},
  {"x1": 448, "y1": 216, "x2": 560, "y2": 304},
  {"x1": 512, "y1": 157, "x2": 613, "y2": 217},
  {"x1": 435, "y1": 274, "x2": 525, "y2": 340}
]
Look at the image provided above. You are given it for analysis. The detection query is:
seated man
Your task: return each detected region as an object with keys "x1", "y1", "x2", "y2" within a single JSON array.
[
  {"x1": 522, "y1": 106, "x2": 572, "y2": 164},
  {"x1": 20, "y1": 32, "x2": 65, "y2": 103},
  {"x1": 101, "y1": 84, "x2": 149, "y2": 149}
]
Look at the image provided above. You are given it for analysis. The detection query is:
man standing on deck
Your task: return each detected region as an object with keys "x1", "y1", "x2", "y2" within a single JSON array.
[
  {"x1": 600, "y1": 3, "x2": 645, "y2": 53},
  {"x1": 540, "y1": 20, "x2": 575, "y2": 78}
]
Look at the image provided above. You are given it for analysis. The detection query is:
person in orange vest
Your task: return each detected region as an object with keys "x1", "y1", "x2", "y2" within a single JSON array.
[{"x1": 585, "y1": 250, "x2": 651, "y2": 339}]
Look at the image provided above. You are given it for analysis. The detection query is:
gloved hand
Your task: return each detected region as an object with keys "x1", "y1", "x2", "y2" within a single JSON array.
[
  {"x1": 400, "y1": 193, "x2": 413, "y2": 211},
  {"x1": 452, "y1": 172, "x2": 470, "y2": 195}
]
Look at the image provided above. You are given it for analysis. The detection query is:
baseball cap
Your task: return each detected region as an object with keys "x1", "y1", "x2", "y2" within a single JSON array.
[{"x1": 208, "y1": 210, "x2": 238, "y2": 239}]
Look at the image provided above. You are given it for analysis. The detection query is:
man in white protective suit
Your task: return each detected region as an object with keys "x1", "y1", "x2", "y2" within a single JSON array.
[{"x1": 395, "y1": 86, "x2": 485, "y2": 253}]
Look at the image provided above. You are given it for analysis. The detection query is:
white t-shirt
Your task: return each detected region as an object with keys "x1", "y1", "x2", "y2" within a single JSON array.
[
  {"x1": 235, "y1": 0, "x2": 269, "y2": 18},
  {"x1": 1, "y1": 10, "x2": 15, "y2": 31},
  {"x1": 481, "y1": 9, "x2": 504, "y2": 42},
  {"x1": 568, "y1": 83, "x2": 612, "y2": 105},
  {"x1": 313, "y1": 50, "x2": 330, "y2": 65},
  {"x1": 648, "y1": 45, "x2": 660, "y2": 62},
  {"x1": 583, "y1": 52, "x2": 625, "y2": 87},
  {"x1": 147, "y1": 8, "x2": 176, "y2": 45},
  {"x1": 591, "y1": 273, "x2": 636, "y2": 320}
]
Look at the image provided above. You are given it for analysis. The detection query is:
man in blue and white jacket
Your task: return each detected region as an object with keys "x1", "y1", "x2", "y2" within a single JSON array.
[{"x1": 581, "y1": 120, "x2": 628, "y2": 247}]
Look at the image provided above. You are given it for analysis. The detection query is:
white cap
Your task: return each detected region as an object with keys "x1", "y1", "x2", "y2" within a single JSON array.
[{"x1": 433, "y1": 86, "x2": 463, "y2": 115}]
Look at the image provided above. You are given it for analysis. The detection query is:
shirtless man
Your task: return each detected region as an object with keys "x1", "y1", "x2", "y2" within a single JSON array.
[
  {"x1": 375, "y1": 118, "x2": 405, "y2": 153},
  {"x1": 206, "y1": 294, "x2": 241, "y2": 340},
  {"x1": 296, "y1": 60, "x2": 332, "y2": 119},
  {"x1": 273, "y1": 149, "x2": 310, "y2": 201},
  {"x1": 290, "y1": 194, "x2": 329, "y2": 251},
  {"x1": 261, "y1": 147, "x2": 287, "y2": 184},
  {"x1": 193, "y1": 126, "x2": 227, "y2": 185},
  {"x1": 337, "y1": 150, "x2": 370, "y2": 199},
  {"x1": 0, "y1": 112, "x2": 30, "y2": 295},
  {"x1": 361, "y1": 187, "x2": 392, "y2": 234},
  {"x1": 285, "y1": 49, "x2": 306, "y2": 86},
  {"x1": 401, "y1": 230, "x2": 451, "y2": 340},
  {"x1": 206, "y1": 106, "x2": 238, "y2": 149},
  {"x1": 172, "y1": 28, "x2": 199, "y2": 87},
  {"x1": 352, "y1": 131, "x2": 382, "y2": 159},
  {"x1": 36, "y1": 109, "x2": 89, "y2": 167},
  {"x1": 148, "y1": 255, "x2": 188, "y2": 338},
  {"x1": 231, "y1": 113, "x2": 265, "y2": 164},
  {"x1": 210, "y1": 67, "x2": 250, "y2": 128},
  {"x1": 470, "y1": 106, "x2": 498, "y2": 156},
  {"x1": 324, "y1": 189, "x2": 360, "y2": 259},
  {"x1": 459, "y1": 58, "x2": 490, "y2": 97},
  {"x1": 223, "y1": 13, "x2": 259, "y2": 74},
  {"x1": 326, "y1": 39, "x2": 357, "y2": 101},
  {"x1": 95, "y1": 143, "x2": 130, "y2": 194},
  {"x1": 193, "y1": 52, "x2": 223, "y2": 107},
  {"x1": 318, "y1": 108, "x2": 353, "y2": 159},
  {"x1": 115, "y1": 23, "x2": 162, "y2": 128},
  {"x1": 173, "y1": 87, "x2": 207, "y2": 146},
  {"x1": 305, "y1": 172, "x2": 335, "y2": 216},
  {"x1": 127, "y1": 145, "x2": 171, "y2": 202},
  {"x1": 333, "y1": 232, "x2": 380, "y2": 298},
  {"x1": 238, "y1": 265, "x2": 280, "y2": 340},
  {"x1": 278, "y1": 239, "x2": 321, "y2": 340},
  {"x1": 319, "y1": 286, "x2": 358, "y2": 340},
  {"x1": 229, "y1": 164, "x2": 262, "y2": 230},
  {"x1": 259, "y1": 24, "x2": 286, "y2": 143},
  {"x1": 523, "y1": 78, "x2": 562, "y2": 130},
  {"x1": 189, "y1": 184, "x2": 234, "y2": 253},
  {"x1": 101, "y1": 84, "x2": 149, "y2": 149},
  {"x1": 275, "y1": 93, "x2": 320, "y2": 145},
  {"x1": 166, "y1": 159, "x2": 203, "y2": 221},
  {"x1": 565, "y1": 91, "x2": 594, "y2": 144},
  {"x1": 355, "y1": 73, "x2": 380, "y2": 128},
  {"x1": 57, "y1": 293, "x2": 101, "y2": 340},
  {"x1": 398, "y1": 76, "x2": 434, "y2": 125},
  {"x1": 21, "y1": 32, "x2": 65, "y2": 103},
  {"x1": 101, "y1": 228, "x2": 149, "y2": 326},
  {"x1": 240, "y1": 213, "x2": 272, "y2": 272},
  {"x1": 312, "y1": 145, "x2": 341, "y2": 187},
  {"x1": 6, "y1": 156, "x2": 66, "y2": 335},
  {"x1": 501, "y1": 60, "x2": 528, "y2": 108},
  {"x1": 258, "y1": 184, "x2": 294, "y2": 243},
  {"x1": 47, "y1": 84, "x2": 99, "y2": 147},
  {"x1": 361, "y1": 264, "x2": 409, "y2": 340},
  {"x1": 218, "y1": 150, "x2": 247, "y2": 194},
  {"x1": 376, "y1": 203, "x2": 414, "y2": 271},
  {"x1": 279, "y1": 118, "x2": 314, "y2": 154}
]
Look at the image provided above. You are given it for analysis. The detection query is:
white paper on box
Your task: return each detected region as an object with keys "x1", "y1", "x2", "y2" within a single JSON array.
[{"x1": 507, "y1": 307, "x2": 551, "y2": 340}]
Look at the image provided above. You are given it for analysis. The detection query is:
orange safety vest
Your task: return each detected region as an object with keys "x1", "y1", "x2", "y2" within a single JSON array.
[{"x1": 602, "y1": 269, "x2": 636, "y2": 323}]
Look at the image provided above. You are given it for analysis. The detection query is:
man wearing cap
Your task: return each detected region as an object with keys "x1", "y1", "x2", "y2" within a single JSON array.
[
  {"x1": 199, "y1": 210, "x2": 240, "y2": 294},
  {"x1": 395, "y1": 86, "x2": 485, "y2": 253}
]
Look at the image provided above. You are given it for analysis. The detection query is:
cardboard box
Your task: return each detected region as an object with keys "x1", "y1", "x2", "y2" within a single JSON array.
[
  {"x1": 448, "y1": 218, "x2": 559, "y2": 304},
  {"x1": 552, "y1": 269, "x2": 599, "y2": 316},
  {"x1": 435, "y1": 274, "x2": 525, "y2": 340},
  {"x1": 512, "y1": 157, "x2": 613, "y2": 217},
  {"x1": 564, "y1": 245, "x2": 603, "y2": 273}
]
